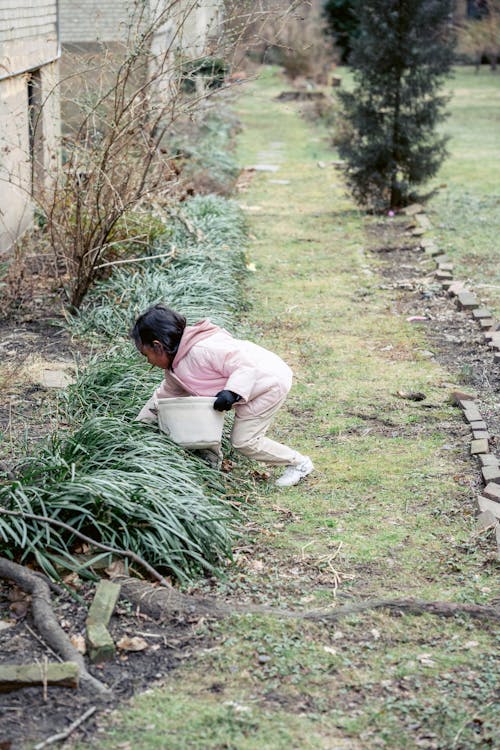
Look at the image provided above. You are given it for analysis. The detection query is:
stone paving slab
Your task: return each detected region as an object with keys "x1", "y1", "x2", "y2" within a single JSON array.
[
  {"x1": 478, "y1": 495, "x2": 500, "y2": 518},
  {"x1": 456, "y1": 292, "x2": 479, "y2": 310},
  {"x1": 476, "y1": 509, "x2": 498, "y2": 530},
  {"x1": 472, "y1": 307, "x2": 492, "y2": 320},
  {"x1": 0, "y1": 662, "x2": 79, "y2": 692},
  {"x1": 483, "y1": 483, "x2": 500, "y2": 502},
  {"x1": 472, "y1": 429, "x2": 489, "y2": 440},
  {"x1": 482, "y1": 465, "x2": 500, "y2": 484},
  {"x1": 479, "y1": 454, "x2": 499, "y2": 467},
  {"x1": 471, "y1": 438, "x2": 489, "y2": 455},
  {"x1": 463, "y1": 406, "x2": 483, "y2": 423}
]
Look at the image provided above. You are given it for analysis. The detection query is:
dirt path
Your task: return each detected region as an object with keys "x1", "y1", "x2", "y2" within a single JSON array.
[{"x1": 3, "y1": 71, "x2": 498, "y2": 750}]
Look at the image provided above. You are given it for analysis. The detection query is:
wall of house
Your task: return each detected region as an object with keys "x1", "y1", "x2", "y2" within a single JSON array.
[
  {"x1": 0, "y1": 1, "x2": 60, "y2": 254},
  {"x1": 59, "y1": 0, "x2": 132, "y2": 43},
  {"x1": 58, "y1": 0, "x2": 224, "y2": 128}
]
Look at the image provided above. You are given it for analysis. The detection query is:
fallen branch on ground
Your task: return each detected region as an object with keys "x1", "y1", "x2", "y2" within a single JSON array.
[
  {"x1": 33, "y1": 706, "x2": 97, "y2": 750},
  {"x1": 116, "y1": 576, "x2": 500, "y2": 624},
  {"x1": 0, "y1": 557, "x2": 110, "y2": 694}
]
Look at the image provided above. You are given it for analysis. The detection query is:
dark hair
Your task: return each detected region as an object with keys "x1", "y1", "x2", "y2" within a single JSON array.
[{"x1": 131, "y1": 304, "x2": 186, "y2": 355}]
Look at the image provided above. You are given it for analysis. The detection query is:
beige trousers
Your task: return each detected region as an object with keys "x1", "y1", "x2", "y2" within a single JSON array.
[{"x1": 230, "y1": 396, "x2": 302, "y2": 466}]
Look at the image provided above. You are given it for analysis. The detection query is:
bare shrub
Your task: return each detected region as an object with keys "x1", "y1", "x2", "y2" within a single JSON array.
[
  {"x1": 225, "y1": 0, "x2": 335, "y2": 82},
  {"x1": 456, "y1": 1, "x2": 500, "y2": 69},
  {"x1": 2, "y1": 1, "x2": 316, "y2": 312}
]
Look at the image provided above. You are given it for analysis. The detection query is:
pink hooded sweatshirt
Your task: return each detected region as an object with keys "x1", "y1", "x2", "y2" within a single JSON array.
[{"x1": 137, "y1": 319, "x2": 293, "y2": 422}]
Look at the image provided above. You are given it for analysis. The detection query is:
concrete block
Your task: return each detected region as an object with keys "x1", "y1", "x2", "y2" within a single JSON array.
[
  {"x1": 476, "y1": 509, "x2": 497, "y2": 530},
  {"x1": 86, "y1": 580, "x2": 121, "y2": 664},
  {"x1": 0, "y1": 662, "x2": 79, "y2": 692},
  {"x1": 435, "y1": 270, "x2": 453, "y2": 281},
  {"x1": 472, "y1": 307, "x2": 492, "y2": 320},
  {"x1": 471, "y1": 439, "x2": 489, "y2": 455},
  {"x1": 463, "y1": 406, "x2": 483, "y2": 423},
  {"x1": 479, "y1": 454, "x2": 499, "y2": 467},
  {"x1": 482, "y1": 465, "x2": 500, "y2": 484},
  {"x1": 479, "y1": 318, "x2": 494, "y2": 330},
  {"x1": 437, "y1": 262, "x2": 454, "y2": 272},
  {"x1": 478, "y1": 495, "x2": 500, "y2": 519},
  {"x1": 483, "y1": 483, "x2": 500, "y2": 502},
  {"x1": 457, "y1": 292, "x2": 479, "y2": 310},
  {"x1": 472, "y1": 430, "x2": 489, "y2": 441},
  {"x1": 447, "y1": 281, "x2": 466, "y2": 296},
  {"x1": 469, "y1": 420, "x2": 487, "y2": 430}
]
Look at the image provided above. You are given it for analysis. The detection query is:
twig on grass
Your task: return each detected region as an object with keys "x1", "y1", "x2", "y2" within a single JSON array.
[
  {"x1": 94, "y1": 248, "x2": 176, "y2": 269},
  {"x1": 33, "y1": 706, "x2": 97, "y2": 750},
  {"x1": 451, "y1": 699, "x2": 495, "y2": 748}
]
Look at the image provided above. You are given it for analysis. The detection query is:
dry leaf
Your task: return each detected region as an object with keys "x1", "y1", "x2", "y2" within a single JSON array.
[
  {"x1": 323, "y1": 646, "x2": 337, "y2": 655},
  {"x1": 396, "y1": 390, "x2": 426, "y2": 401},
  {"x1": 248, "y1": 559, "x2": 264, "y2": 572},
  {"x1": 106, "y1": 559, "x2": 127, "y2": 578},
  {"x1": 117, "y1": 635, "x2": 148, "y2": 652},
  {"x1": 7, "y1": 586, "x2": 29, "y2": 603},
  {"x1": 9, "y1": 601, "x2": 29, "y2": 620},
  {"x1": 62, "y1": 572, "x2": 82, "y2": 589},
  {"x1": 70, "y1": 634, "x2": 87, "y2": 654},
  {"x1": 463, "y1": 640, "x2": 479, "y2": 649},
  {"x1": 74, "y1": 543, "x2": 91, "y2": 554},
  {"x1": 417, "y1": 653, "x2": 435, "y2": 667}
]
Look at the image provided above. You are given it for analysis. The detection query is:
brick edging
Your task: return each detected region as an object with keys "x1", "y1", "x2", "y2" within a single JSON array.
[{"x1": 402, "y1": 205, "x2": 500, "y2": 554}]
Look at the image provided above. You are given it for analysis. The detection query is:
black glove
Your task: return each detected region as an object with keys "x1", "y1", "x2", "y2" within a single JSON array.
[{"x1": 213, "y1": 390, "x2": 241, "y2": 411}]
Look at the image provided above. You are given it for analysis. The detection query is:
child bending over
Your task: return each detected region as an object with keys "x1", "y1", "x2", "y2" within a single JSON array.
[{"x1": 132, "y1": 304, "x2": 314, "y2": 488}]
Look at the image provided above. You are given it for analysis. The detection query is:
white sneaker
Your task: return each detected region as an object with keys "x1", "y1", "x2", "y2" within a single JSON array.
[{"x1": 275, "y1": 457, "x2": 314, "y2": 487}]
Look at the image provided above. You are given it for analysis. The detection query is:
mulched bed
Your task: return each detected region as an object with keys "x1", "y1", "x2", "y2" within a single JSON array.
[{"x1": 0, "y1": 577, "x2": 210, "y2": 750}]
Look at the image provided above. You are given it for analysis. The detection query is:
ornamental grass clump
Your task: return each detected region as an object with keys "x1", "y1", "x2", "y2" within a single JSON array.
[
  {"x1": 171, "y1": 108, "x2": 240, "y2": 196},
  {"x1": 0, "y1": 417, "x2": 234, "y2": 581},
  {"x1": 1, "y1": 192, "x2": 249, "y2": 582}
]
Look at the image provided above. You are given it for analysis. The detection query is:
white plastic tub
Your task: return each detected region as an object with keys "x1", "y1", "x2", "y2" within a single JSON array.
[{"x1": 157, "y1": 396, "x2": 224, "y2": 449}]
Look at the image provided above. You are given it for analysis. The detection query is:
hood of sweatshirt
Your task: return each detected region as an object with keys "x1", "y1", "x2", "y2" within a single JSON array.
[{"x1": 171, "y1": 319, "x2": 221, "y2": 368}]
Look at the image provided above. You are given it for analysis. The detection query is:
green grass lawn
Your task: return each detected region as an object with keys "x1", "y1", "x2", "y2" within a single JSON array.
[
  {"x1": 430, "y1": 67, "x2": 500, "y2": 317},
  {"x1": 74, "y1": 67, "x2": 499, "y2": 750}
]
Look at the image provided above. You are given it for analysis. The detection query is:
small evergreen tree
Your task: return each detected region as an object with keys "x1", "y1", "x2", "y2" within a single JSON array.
[{"x1": 335, "y1": 0, "x2": 455, "y2": 212}]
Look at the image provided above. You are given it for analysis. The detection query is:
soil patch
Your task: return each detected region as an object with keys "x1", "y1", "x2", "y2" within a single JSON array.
[{"x1": 0, "y1": 577, "x2": 209, "y2": 750}]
